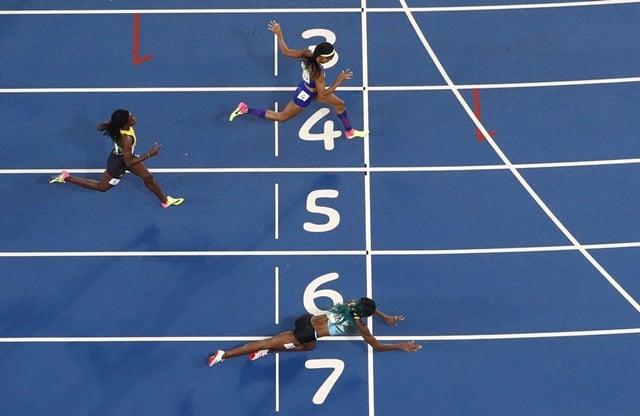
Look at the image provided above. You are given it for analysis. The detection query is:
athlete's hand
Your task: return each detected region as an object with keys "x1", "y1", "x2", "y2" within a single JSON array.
[
  {"x1": 337, "y1": 69, "x2": 354, "y2": 83},
  {"x1": 268, "y1": 20, "x2": 282, "y2": 36},
  {"x1": 384, "y1": 314, "x2": 405, "y2": 326},
  {"x1": 148, "y1": 143, "x2": 161, "y2": 157},
  {"x1": 400, "y1": 341, "x2": 422, "y2": 352}
]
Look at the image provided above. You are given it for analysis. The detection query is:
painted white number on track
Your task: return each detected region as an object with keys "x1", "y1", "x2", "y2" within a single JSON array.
[
  {"x1": 305, "y1": 359, "x2": 345, "y2": 405},
  {"x1": 298, "y1": 108, "x2": 342, "y2": 151},
  {"x1": 303, "y1": 272, "x2": 343, "y2": 315},
  {"x1": 303, "y1": 189, "x2": 340, "y2": 233}
]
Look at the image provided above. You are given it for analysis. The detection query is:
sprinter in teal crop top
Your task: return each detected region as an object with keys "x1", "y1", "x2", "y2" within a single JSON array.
[{"x1": 207, "y1": 297, "x2": 422, "y2": 367}]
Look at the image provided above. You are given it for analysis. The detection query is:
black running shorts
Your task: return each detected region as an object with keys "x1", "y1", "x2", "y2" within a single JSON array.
[
  {"x1": 293, "y1": 313, "x2": 316, "y2": 344},
  {"x1": 107, "y1": 152, "x2": 127, "y2": 179}
]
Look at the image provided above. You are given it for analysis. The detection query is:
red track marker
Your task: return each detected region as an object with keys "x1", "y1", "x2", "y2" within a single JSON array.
[
  {"x1": 133, "y1": 14, "x2": 153, "y2": 65},
  {"x1": 473, "y1": 88, "x2": 495, "y2": 141}
]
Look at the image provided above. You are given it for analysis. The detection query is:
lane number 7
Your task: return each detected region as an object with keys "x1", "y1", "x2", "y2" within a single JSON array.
[{"x1": 305, "y1": 359, "x2": 345, "y2": 405}]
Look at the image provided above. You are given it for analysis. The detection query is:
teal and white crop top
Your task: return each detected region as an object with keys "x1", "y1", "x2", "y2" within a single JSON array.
[{"x1": 326, "y1": 311, "x2": 357, "y2": 336}]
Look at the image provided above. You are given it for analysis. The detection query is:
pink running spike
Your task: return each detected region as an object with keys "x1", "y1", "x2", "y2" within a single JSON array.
[
  {"x1": 345, "y1": 129, "x2": 368, "y2": 139},
  {"x1": 229, "y1": 102, "x2": 249, "y2": 121}
]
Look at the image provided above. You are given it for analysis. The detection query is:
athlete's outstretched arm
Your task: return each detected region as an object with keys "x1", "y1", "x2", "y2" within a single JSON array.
[
  {"x1": 356, "y1": 320, "x2": 421, "y2": 352},
  {"x1": 268, "y1": 20, "x2": 306, "y2": 59}
]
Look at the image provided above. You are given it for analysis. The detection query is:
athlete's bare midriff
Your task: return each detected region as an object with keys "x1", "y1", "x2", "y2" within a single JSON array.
[{"x1": 311, "y1": 314, "x2": 330, "y2": 337}]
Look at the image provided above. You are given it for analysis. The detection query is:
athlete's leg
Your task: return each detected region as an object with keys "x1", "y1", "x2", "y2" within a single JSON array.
[
  {"x1": 127, "y1": 162, "x2": 167, "y2": 202},
  {"x1": 230, "y1": 101, "x2": 305, "y2": 123},
  {"x1": 318, "y1": 93, "x2": 368, "y2": 139},
  {"x1": 318, "y1": 93, "x2": 346, "y2": 115},
  {"x1": 63, "y1": 171, "x2": 115, "y2": 192},
  {"x1": 128, "y1": 162, "x2": 184, "y2": 208},
  {"x1": 231, "y1": 81, "x2": 313, "y2": 123},
  {"x1": 264, "y1": 100, "x2": 306, "y2": 122},
  {"x1": 221, "y1": 331, "x2": 302, "y2": 359}
]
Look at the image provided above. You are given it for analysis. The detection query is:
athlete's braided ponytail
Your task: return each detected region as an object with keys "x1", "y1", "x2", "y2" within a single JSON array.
[
  {"x1": 329, "y1": 297, "x2": 376, "y2": 334},
  {"x1": 97, "y1": 109, "x2": 130, "y2": 141}
]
